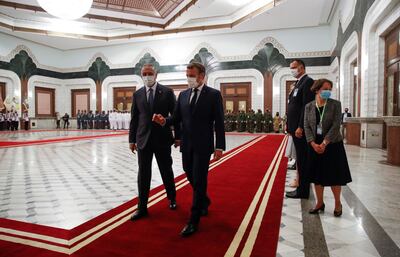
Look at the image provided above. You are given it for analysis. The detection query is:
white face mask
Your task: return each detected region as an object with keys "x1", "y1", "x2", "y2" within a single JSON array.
[
  {"x1": 290, "y1": 68, "x2": 299, "y2": 78},
  {"x1": 187, "y1": 77, "x2": 199, "y2": 88},
  {"x1": 142, "y1": 75, "x2": 156, "y2": 87}
]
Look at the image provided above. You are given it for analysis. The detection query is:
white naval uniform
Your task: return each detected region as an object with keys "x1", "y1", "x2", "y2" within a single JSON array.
[
  {"x1": 116, "y1": 112, "x2": 122, "y2": 130},
  {"x1": 111, "y1": 112, "x2": 117, "y2": 130}
]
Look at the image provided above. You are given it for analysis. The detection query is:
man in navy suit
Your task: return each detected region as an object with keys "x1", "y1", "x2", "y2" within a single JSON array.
[
  {"x1": 286, "y1": 59, "x2": 315, "y2": 199},
  {"x1": 129, "y1": 64, "x2": 178, "y2": 221},
  {"x1": 153, "y1": 62, "x2": 226, "y2": 237}
]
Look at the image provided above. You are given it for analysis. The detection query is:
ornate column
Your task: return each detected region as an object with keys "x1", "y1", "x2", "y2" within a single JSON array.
[
  {"x1": 88, "y1": 57, "x2": 111, "y2": 112},
  {"x1": 9, "y1": 50, "x2": 37, "y2": 113}
]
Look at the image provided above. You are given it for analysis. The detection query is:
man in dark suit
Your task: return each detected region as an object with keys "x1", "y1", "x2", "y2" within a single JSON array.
[
  {"x1": 341, "y1": 108, "x2": 352, "y2": 140},
  {"x1": 286, "y1": 59, "x2": 315, "y2": 199},
  {"x1": 153, "y1": 62, "x2": 226, "y2": 237},
  {"x1": 129, "y1": 64, "x2": 178, "y2": 221},
  {"x1": 341, "y1": 108, "x2": 352, "y2": 123}
]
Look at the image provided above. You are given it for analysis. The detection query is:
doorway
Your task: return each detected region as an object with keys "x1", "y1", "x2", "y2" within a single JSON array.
[
  {"x1": 221, "y1": 82, "x2": 251, "y2": 113},
  {"x1": 113, "y1": 87, "x2": 136, "y2": 111}
]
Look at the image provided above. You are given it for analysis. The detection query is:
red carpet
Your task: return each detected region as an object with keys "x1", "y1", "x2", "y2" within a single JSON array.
[
  {"x1": 0, "y1": 131, "x2": 128, "y2": 148},
  {"x1": 0, "y1": 135, "x2": 287, "y2": 257}
]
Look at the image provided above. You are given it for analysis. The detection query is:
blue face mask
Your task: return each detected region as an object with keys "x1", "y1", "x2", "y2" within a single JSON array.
[{"x1": 320, "y1": 90, "x2": 331, "y2": 100}]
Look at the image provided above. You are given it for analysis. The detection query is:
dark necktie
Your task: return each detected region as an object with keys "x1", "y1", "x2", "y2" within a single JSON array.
[
  {"x1": 148, "y1": 88, "x2": 154, "y2": 113},
  {"x1": 190, "y1": 88, "x2": 198, "y2": 113}
]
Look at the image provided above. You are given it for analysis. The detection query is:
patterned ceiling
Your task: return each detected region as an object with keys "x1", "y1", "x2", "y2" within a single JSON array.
[{"x1": 92, "y1": 0, "x2": 185, "y2": 18}]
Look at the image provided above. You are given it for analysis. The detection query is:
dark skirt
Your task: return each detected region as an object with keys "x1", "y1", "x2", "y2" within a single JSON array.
[{"x1": 308, "y1": 136, "x2": 352, "y2": 186}]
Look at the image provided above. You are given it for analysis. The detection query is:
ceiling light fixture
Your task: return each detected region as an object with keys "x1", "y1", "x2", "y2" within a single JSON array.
[{"x1": 37, "y1": 0, "x2": 93, "y2": 20}]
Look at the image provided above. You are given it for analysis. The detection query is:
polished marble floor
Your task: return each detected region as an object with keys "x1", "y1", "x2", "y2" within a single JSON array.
[
  {"x1": 0, "y1": 131, "x2": 256, "y2": 229},
  {"x1": 0, "y1": 130, "x2": 124, "y2": 142},
  {"x1": 277, "y1": 144, "x2": 400, "y2": 257},
  {"x1": 1, "y1": 130, "x2": 399, "y2": 257}
]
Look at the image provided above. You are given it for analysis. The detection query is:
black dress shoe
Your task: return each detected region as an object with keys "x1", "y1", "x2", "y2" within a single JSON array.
[
  {"x1": 285, "y1": 190, "x2": 309, "y2": 199},
  {"x1": 180, "y1": 223, "x2": 198, "y2": 237},
  {"x1": 334, "y1": 204, "x2": 342, "y2": 217},
  {"x1": 169, "y1": 200, "x2": 177, "y2": 210},
  {"x1": 309, "y1": 203, "x2": 325, "y2": 214},
  {"x1": 130, "y1": 210, "x2": 148, "y2": 221}
]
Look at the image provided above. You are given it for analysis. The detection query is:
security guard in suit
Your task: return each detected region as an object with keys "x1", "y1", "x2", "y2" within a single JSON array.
[{"x1": 286, "y1": 59, "x2": 315, "y2": 199}]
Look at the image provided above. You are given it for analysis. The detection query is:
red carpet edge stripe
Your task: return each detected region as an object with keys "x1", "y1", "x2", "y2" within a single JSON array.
[
  {"x1": 0, "y1": 132, "x2": 128, "y2": 148},
  {"x1": 223, "y1": 136, "x2": 287, "y2": 257}
]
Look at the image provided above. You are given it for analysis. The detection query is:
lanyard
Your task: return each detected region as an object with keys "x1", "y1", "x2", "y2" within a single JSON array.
[{"x1": 316, "y1": 101, "x2": 327, "y2": 125}]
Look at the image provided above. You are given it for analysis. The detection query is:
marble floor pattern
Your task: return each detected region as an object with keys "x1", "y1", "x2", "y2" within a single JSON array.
[
  {"x1": 277, "y1": 144, "x2": 400, "y2": 257},
  {"x1": 0, "y1": 131, "x2": 256, "y2": 229},
  {"x1": 1, "y1": 131, "x2": 399, "y2": 257},
  {"x1": 0, "y1": 130, "x2": 125, "y2": 142}
]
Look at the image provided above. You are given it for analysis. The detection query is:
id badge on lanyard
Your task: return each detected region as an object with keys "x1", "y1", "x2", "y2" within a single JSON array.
[
  {"x1": 317, "y1": 123, "x2": 323, "y2": 135},
  {"x1": 316, "y1": 102, "x2": 327, "y2": 136}
]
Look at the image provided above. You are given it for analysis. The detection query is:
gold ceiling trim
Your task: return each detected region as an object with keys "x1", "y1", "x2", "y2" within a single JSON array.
[
  {"x1": 0, "y1": 0, "x2": 198, "y2": 29},
  {"x1": 0, "y1": 0, "x2": 280, "y2": 41},
  {"x1": 92, "y1": 0, "x2": 183, "y2": 19}
]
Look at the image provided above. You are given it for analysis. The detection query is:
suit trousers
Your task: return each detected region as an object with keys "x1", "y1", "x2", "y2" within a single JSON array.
[
  {"x1": 292, "y1": 135, "x2": 310, "y2": 197},
  {"x1": 137, "y1": 143, "x2": 176, "y2": 211},
  {"x1": 182, "y1": 150, "x2": 211, "y2": 224}
]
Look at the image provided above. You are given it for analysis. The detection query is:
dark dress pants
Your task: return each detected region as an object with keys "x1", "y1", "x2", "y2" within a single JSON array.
[
  {"x1": 137, "y1": 143, "x2": 176, "y2": 212},
  {"x1": 182, "y1": 150, "x2": 211, "y2": 224},
  {"x1": 292, "y1": 135, "x2": 310, "y2": 197}
]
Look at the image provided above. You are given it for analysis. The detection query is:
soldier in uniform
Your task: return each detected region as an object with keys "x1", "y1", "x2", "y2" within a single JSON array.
[
  {"x1": 100, "y1": 111, "x2": 106, "y2": 129},
  {"x1": 5, "y1": 111, "x2": 11, "y2": 130},
  {"x1": 76, "y1": 110, "x2": 82, "y2": 129},
  {"x1": 0, "y1": 112, "x2": 5, "y2": 131},
  {"x1": 246, "y1": 109, "x2": 256, "y2": 133},
  {"x1": 88, "y1": 110, "x2": 94, "y2": 129},
  {"x1": 263, "y1": 109, "x2": 272, "y2": 133},
  {"x1": 105, "y1": 111, "x2": 110, "y2": 129},
  {"x1": 62, "y1": 113, "x2": 70, "y2": 129},
  {"x1": 82, "y1": 110, "x2": 88, "y2": 129},
  {"x1": 238, "y1": 111, "x2": 246, "y2": 132},
  {"x1": 224, "y1": 111, "x2": 232, "y2": 132},
  {"x1": 11, "y1": 111, "x2": 19, "y2": 131},
  {"x1": 231, "y1": 111, "x2": 238, "y2": 131},
  {"x1": 94, "y1": 111, "x2": 100, "y2": 129},
  {"x1": 255, "y1": 109, "x2": 264, "y2": 133},
  {"x1": 22, "y1": 111, "x2": 29, "y2": 130}
]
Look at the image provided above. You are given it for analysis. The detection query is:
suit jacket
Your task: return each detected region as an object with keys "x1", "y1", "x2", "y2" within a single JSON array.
[
  {"x1": 287, "y1": 74, "x2": 315, "y2": 134},
  {"x1": 129, "y1": 83, "x2": 176, "y2": 149},
  {"x1": 167, "y1": 85, "x2": 226, "y2": 155},
  {"x1": 304, "y1": 98, "x2": 343, "y2": 144}
]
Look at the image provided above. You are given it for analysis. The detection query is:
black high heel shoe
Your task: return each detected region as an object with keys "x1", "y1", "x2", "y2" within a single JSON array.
[
  {"x1": 309, "y1": 203, "x2": 325, "y2": 214},
  {"x1": 334, "y1": 204, "x2": 342, "y2": 217}
]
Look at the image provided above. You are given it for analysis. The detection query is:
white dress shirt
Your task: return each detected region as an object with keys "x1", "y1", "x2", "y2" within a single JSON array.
[
  {"x1": 189, "y1": 83, "x2": 204, "y2": 104},
  {"x1": 145, "y1": 82, "x2": 157, "y2": 101}
]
